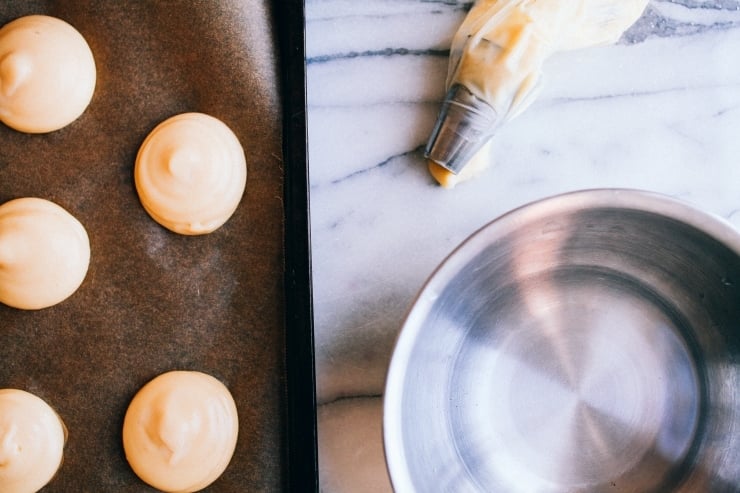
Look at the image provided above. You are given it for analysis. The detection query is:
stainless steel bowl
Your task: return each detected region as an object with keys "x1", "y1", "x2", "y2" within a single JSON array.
[{"x1": 384, "y1": 189, "x2": 740, "y2": 493}]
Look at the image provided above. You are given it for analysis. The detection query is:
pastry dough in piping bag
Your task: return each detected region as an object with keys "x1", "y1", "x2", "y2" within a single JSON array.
[{"x1": 425, "y1": 0, "x2": 649, "y2": 186}]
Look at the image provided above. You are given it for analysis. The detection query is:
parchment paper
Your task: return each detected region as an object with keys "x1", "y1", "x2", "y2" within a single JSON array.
[{"x1": 0, "y1": 1, "x2": 287, "y2": 490}]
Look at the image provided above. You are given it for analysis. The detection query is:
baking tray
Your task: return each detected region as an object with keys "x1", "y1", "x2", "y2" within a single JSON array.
[{"x1": 0, "y1": 0, "x2": 317, "y2": 491}]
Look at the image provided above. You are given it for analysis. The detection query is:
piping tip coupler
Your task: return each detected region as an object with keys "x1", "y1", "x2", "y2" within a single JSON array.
[{"x1": 424, "y1": 84, "x2": 498, "y2": 175}]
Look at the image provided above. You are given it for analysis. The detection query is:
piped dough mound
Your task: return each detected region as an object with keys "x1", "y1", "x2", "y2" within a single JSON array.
[
  {"x1": 122, "y1": 371, "x2": 239, "y2": 493},
  {"x1": 134, "y1": 112, "x2": 247, "y2": 235},
  {"x1": 0, "y1": 389, "x2": 66, "y2": 493},
  {"x1": 0, "y1": 15, "x2": 96, "y2": 133},
  {"x1": 0, "y1": 197, "x2": 90, "y2": 310}
]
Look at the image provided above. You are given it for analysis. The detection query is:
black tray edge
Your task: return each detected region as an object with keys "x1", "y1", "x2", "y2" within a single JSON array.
[{"x1": 276, "y1": 0, "x2": 319, "y2": 491}]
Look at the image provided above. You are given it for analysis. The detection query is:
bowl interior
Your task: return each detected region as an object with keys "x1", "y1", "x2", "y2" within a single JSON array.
[{"x1": 384, "y1": 190, "x2": 740, "y2": 493}]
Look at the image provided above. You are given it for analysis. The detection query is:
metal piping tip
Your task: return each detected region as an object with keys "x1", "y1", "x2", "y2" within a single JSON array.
[{"x1": 424, "y1": 84, "x2": 498, "y2": 175}]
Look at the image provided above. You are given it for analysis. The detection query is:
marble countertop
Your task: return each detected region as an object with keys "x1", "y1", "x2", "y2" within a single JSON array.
[{"x1": 305, "y1": 1, "x2": 740, "y2": 491}]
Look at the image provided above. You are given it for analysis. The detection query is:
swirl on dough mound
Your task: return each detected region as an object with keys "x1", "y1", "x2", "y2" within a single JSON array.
[
  {"x1": 0, "y1": 197, "x2": 90, "y2": 310},
  {"x1": 122, "y1": 371, "x2": 239, "y2": 493},
  {"x1": 134, "y1": 112, "x2": 247, "y2": 235},
  {"x1": 0, "y1": 389, "x2": 67, "y2": 493},
  {"x1": 0, "y1": 15, "x2": 96, "y2": 133}
]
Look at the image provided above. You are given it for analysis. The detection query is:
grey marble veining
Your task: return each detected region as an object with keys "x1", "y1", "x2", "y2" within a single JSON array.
[{"x1": 306, "y1": 1, "x2": 740, "y2": 491}]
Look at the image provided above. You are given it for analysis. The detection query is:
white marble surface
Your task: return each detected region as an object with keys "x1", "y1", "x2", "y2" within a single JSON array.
[{"x1": 305, "y1": 1, "x2": 740, "y2": 491}]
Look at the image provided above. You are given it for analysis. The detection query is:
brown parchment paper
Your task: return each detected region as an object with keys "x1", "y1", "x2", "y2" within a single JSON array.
[{"x1": 0, "y1": 1, "x2": 286, "y2": 491}]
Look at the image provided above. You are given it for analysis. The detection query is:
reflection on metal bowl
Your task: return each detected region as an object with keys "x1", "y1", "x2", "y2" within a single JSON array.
[{"x1": 384, "y1": 189, "x2": 739, "y2": 493}]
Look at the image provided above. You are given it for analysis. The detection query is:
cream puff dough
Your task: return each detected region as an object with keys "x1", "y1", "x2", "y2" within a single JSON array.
[
  {"x1": 0, "y1": 15, "x2": 96, "y2": 133},
  {"x1": 0, "y1": 197, "x2": 90, "y2": 310},
  {"x1": 135, "y1": 112, "x2": 247, "y2": 235},
  {"x1": 122, "y1": 371, "x2": 239, "y2": 492},
  {"x1": 0, "y1": 389, "x2": 66, "y2": 493}
]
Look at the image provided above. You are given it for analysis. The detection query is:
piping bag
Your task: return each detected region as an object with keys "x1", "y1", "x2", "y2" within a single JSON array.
[{"x1": 425, "y1": 0, "x2": 649, "y2": 188}]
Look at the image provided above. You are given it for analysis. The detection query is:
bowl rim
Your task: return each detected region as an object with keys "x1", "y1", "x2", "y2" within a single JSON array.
[{"x1": 382, "y1": 187, "x2": 740, "y2": 492}]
